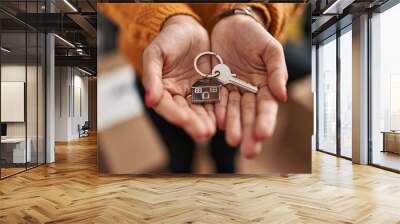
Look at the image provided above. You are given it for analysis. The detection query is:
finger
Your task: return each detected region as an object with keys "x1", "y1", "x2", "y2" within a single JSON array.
[
  {"x1": 142, "y1": 45, "x2": 164, "y2": 107},
  {"x1": 262, "y1": 40, "x2": 288, "y2": 102},
  {"x1": 240, "y1": 92, "x2": 262, "y2": 159},
  {"x1": 254, "y1": 86, "x2": 279, "y2": 140},
  {"x1": 204, "y1": 103, "x2": 216, "y2": 129},
  {"x1": 214, "y1": 86, "x2": 228, "y2": 130},
  {"x1": 188, "y1": 100, "x2": 216, "y2": 139},
  {"x1": 174, "y1": 95, "x2": 208, "y2": 140},
  {"x1": 225, "y1": 91, "x2": 242, "y2": 146},
  {"x1": 154, "y1": 90, "x2": 190, "y2": 128}
]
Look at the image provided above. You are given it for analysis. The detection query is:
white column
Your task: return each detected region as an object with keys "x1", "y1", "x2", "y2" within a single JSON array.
[
  {"x1": 352, "y1": 14, "x2": 369, "y2": 164},
  {"x1": 45, "y1": 1, "x2": 55, "y2": 163},
  {"x1": 46, "y1": 33, "x2": 55, "y2": 163}
]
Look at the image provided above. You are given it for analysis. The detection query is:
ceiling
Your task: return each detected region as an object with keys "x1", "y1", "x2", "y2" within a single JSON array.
[
  {"x1": 0, "y1": 0, "x2": 97, "y2": 74},
  {"x1": 312, "y1": 0, "x2": 391, "y2": 44},
  {"x1": 0, "y1": 0, "x2": 96, "y2": 14}
]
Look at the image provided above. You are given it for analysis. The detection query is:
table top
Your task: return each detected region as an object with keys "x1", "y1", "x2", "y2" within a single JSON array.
[
  {"x1": 381, "y1": 131, "x2": 400, "y2": 134},
  {"x1": 1, "y1": 138, "x2": 28, "y2": 143}
]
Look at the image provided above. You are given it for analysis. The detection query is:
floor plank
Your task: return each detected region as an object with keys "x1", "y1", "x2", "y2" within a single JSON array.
[{"x1": 1, "y1": 135, "x2": 400, "y2": 223}]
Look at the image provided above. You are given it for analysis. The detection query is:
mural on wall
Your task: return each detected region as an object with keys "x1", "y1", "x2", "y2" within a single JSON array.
[{"x1": 97, "y1": 3, "x2": 312, "y2": 174}]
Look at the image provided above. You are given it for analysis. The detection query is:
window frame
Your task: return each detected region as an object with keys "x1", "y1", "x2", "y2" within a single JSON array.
[
  {"x1": 367, "y1": 0, "x2": 400, "y2": 173},
  {"x1": 315, "y1": 22, "x2": 353, "y2": 160}
]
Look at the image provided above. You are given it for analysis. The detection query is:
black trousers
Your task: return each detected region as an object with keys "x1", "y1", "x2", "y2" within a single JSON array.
[{"x1": 136, "y1": 81, "x2": 238, "y2": 173}]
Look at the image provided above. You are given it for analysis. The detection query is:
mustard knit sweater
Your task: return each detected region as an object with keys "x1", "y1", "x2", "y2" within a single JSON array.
[{"x1": 98, "y1": 3, "x2": 304, "y2": 76}]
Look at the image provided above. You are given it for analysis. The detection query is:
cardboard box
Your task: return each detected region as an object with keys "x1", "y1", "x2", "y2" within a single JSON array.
[{"x1": 97, "y1": 53, "x2": 167, "y2": 174}]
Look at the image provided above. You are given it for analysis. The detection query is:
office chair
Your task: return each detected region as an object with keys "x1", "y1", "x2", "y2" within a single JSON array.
[{"x1": 79, "y1": 121, "x2": 90, "y2": 138}]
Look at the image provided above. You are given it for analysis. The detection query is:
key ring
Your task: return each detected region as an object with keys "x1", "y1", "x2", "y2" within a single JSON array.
[{"x1": 193, "y1": 52, "x2": 223, "y2": 78}]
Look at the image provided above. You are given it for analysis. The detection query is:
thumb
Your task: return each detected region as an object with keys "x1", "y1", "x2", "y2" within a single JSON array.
[
  {"x1": 142, "y1": 45, "x2": 164, "y2": 107},
  {"x1": 262, "y1": 41, "x2": 288, "y2": 102}
]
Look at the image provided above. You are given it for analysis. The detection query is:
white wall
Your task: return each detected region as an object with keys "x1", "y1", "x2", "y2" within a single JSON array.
[
  {"x1": 1, "y1": 65, "x2": 36, "y2": 138},
  {"x1": 55, "y1": 66, "x2": 70, "y2": 141},
  {"x1": 55, "y1": 67, "x2": 89, "y2": 141},
  {"x1": 72, "y1": 73, "x2": 89, "y2": 138},
  {"x1": 1, "y1": 63, "x2": 46, "y2": 164}
]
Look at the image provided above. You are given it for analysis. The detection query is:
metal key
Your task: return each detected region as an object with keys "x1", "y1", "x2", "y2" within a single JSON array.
[{"x1": 212, "y1": 64, "x2": 258, "y2": 93}]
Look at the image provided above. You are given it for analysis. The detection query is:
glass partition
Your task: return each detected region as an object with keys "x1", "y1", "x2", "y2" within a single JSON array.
[
  {"x1": 0, "y1": 1, "x2": 46, "y2": 179},
  {"x1": 26, "y1": 0, "x2": 40, "y2": 169},
  {"x1": 1, "y1": 30, "x2": 28, "y2": 177},
  {"x1": 27, "y1": 31, "x2": 38, "y2": 169},
  {"x1": 38, "y1": 32, "x2": 45, "y2": 165},
  {"x1": 317, "y1": 36, "x2": 337, "y2": 154}
]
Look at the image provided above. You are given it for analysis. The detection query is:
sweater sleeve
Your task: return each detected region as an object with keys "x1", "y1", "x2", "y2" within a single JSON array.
[
  {"x1": 211, "y1": 3, "x2": 304, "y2": 42},
  {"x1": 98, "y1": 3, "x2": 200, "y2": 76}
]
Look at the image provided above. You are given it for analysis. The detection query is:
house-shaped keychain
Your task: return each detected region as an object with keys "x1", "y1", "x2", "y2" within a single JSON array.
[{"x1": 191, "y1": 78, "x2": 221, "y2": 104}]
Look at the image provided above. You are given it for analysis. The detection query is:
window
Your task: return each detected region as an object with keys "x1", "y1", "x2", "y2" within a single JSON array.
[
  {"x1": 194, "y1": 88, "x2": 202, "y2": 93},
  {"x1": 339, "y1": 28, "x2": 352, "y2": 158},
  {"x1": 210, "y1": 87, "x2": 217, "y2": 93},
  {"x1": 390, "y1": 75, "x2": 400, "y2": 130},
  {"x1": 370, "y1": 3, "x2": 400, "y2": 171},
  {"x1": 317, "y1": 36, "x2": 337, "y2": 154}
]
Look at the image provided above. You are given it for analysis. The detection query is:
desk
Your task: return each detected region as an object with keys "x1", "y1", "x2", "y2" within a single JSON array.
[
  {"x1": 381, "y1": 131, "x2": 400, "y2": 154},
  {"x1": 1, "y1": 138, "x2": 31, "y2": 164}
]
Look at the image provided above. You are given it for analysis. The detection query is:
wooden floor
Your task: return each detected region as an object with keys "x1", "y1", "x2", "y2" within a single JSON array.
[
  {"x1": 1, "y1": 167, "x2": 26, "y2": 178},
  {"x1": 1, "y1": 135, "x2": 400, "y2": 223},
  {"x1": 372, "y1": 150, "x2": 400, "y2": 171}
]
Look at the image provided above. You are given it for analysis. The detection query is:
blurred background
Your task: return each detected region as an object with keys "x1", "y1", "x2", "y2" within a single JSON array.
[{"x1": 97, "y1": 4, "x2": 312, "y2": 174}]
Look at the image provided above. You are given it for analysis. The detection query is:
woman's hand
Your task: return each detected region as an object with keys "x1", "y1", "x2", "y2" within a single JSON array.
[
  {"x1": 142, "y1": 15, "x2": 216, "y2": 141},
  {"x1": 211, "y1": 14, "x2": 288, "y2": 158}
]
